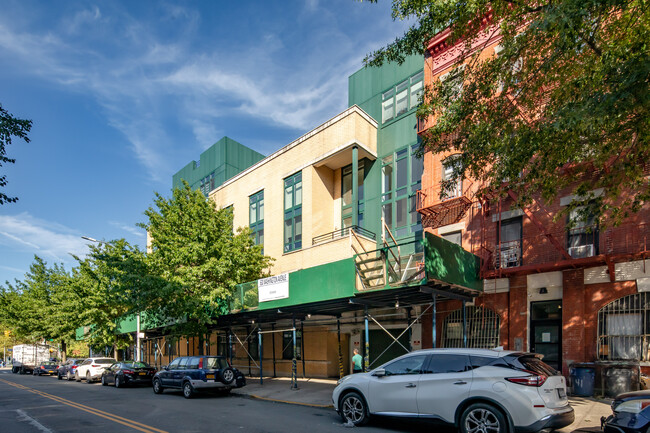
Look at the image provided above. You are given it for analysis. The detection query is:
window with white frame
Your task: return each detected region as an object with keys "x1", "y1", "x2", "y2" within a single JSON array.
[
  {"x1": 381, "y1": 70, "x2": 425, "y2": 123},
  {"x1": 567, "y1": 206, "x2": 598, "y2": 258}
]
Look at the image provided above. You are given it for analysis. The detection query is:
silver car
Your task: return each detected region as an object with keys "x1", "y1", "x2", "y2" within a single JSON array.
[{"x1": 333, "y1": 348, "x2": 574, "y2": 432}]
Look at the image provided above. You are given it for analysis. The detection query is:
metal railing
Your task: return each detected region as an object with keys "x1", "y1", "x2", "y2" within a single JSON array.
[{"x1": 312, "y1": 226, "x2": 376, "y2": 246}]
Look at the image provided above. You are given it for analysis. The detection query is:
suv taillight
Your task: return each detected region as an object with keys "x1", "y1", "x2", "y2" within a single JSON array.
[
  {"x1": 199, "y1": 358, "x2": 203, "y2": 369},
  {"x1": 40, "y1": 366, "x2": 45, "y2": 369},
  {"x1": 91, "y1": 364, "x2": 101, "y2": 368},
  {"x1": 71, "y1": 365, "x2": 77, "y2": 369},
  {"x1": 506, "y1": 370, "x2": 547, "y2": 387}
]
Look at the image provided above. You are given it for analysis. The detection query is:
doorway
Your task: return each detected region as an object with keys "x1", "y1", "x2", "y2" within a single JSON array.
[{"x1": 530, "y1": 300, "x2": 562, "y2": 371}]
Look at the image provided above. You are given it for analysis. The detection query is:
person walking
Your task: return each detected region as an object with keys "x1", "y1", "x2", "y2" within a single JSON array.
[{"x1": 352, "y1": 348, "x2": 363, "y2": 373}]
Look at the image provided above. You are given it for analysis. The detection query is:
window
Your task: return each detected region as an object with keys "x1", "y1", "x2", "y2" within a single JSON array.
[
  {"x1": 282, "y1": 331, "x2": 302, "y2": 360},
  {"x1": 598, "y1": 293, "x2": 650, "y2": 361},
  {"x1": 284, "y1": 172, "x2": 302, "y2": 252},
  {"x1": 249, "y1": 191, "x2": 264, "y2": 252},
  {"x1": 567, "y1": 207, "x2": 598, "y2": 258},
  {"x1": 441, "y1": 306, "x2": 500, "y2": 348},
  {"x1": 381, "y1": 144, "x2": 423, "y2": 238},
  {"x1": 187, "y1": 357, "x2": 200, "y2": 369},
  {"x1": 442, "y1": 155, "x2": 462, "y2": 199},
  {"x1": 442, "y1": 231, "x2": 462, "y2": 246},
  {"x1": 440, "y1": 65, "x2": 465, "y2": 101},
  {"x1": 497, "y1": 217, "x2": 522, "y2": 268},
  {"x1": 168, "y1": 358, "x2": 181, "y2": 369},
  {"x1": 199, "y1": 172, "x2": 216, "y2": 197},
  {"x1": 383, "y1": 354, "x2": 428, "y2": 375},
  {"x1": 341, "y1": 160, "x2": 369, "y2": 228},
  {"x1": 381, "y1": 70, "x2": 425, "y2": 124},
  {"x1": 428, "y1": 354, "x2": 470, "y2": 373},
  {"x1": 177, "y1": 357, "x2": 189, "y2": 370}
]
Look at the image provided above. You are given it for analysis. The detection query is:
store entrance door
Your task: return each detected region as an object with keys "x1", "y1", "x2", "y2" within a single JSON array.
[{"x1": 530, "y1": 300, "x2": 562, "y2": 371}]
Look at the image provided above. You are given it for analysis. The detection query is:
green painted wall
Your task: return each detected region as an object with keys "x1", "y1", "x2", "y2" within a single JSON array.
[
  {"x1": 348, "y1": 56, "x2": 424, "y2": 248},
  {"x1": 424, "y1": 232, "x2": 482, "y2": 292},
  {"x1": 172, "y1": 136, "x2": 265, "y2": 192}
]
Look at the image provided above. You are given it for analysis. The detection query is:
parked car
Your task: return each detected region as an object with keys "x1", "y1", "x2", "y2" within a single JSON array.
[
  {"x1": 101, "y1": 361, "x2": 157, "y2": 387},
  {"x1": 601, "y1": 390, "x2": 650, "y2": 433},
  {"x1": 33, "y1": 362, "x2": 59, "y2": 376},
  {"x1": 152, "y1": 355, "x2": 246, "y2": 399},
  {"x1": 333, "y1": 348, "x2": 574, "y2": 432},
  {"x1": 57, "y1": 358, "x2": 84, "y2": 381},
  {"x1": 75, "y1": 357, "x2": 116, "y2": 383}
]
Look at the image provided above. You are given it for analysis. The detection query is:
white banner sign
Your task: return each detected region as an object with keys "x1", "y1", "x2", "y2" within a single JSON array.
[{"x1": 258, "y1": 273, "x2": 289, "y2": 302}]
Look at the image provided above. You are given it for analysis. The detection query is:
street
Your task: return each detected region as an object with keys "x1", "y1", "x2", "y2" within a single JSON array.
[{"x1": 0, "y1": 370, "x2": 448, "y2": 433}]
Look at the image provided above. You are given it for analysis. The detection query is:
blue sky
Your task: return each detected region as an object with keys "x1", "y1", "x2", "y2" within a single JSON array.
[{"x1": 0, "y1": 1, "x2": 412, "y2": 285}]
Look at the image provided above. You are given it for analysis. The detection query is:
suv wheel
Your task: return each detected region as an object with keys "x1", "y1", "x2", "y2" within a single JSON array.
[
  {"x1": 57, "y1": 372, "x2": 62, "y2": 380},
  {"x1": 152, "y1": 378, "x2": 164, "y2": 394},
  {"x1": 101, "y1": 375, "x2": 107, "y2": 386},
  {"x1": 340, "y1": 392, "x2": 369, "y2": 426},
  {"x1": 460, "y1": 403, "x2": 507, "y2": 433},
  {"x1": 67, "y1": 371, "x2": 73, "y2": 381},
  {"x1": 219, "y1": 367, "x2": 235, "y2": 385},
  {"x1": 183, "y1": 381, "x2": 194, "y2": 399},
  {"x1": 75, "y1": 371, "x2": 81, "y2": 382},
  {"x1": 115, "y1": 376, "x2": 122, "y2": 388},
  {"x1": 86, "y1": 371, "x2": 92, "y2": 383}
]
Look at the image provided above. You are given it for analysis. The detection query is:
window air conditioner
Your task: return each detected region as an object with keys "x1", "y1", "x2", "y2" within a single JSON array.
[
  {"x1": 568, "y1": 244, "x2": 595, "y2": 259},
  {"x1": 498, "y1": 244, "x2": 521, "y2": 268}
]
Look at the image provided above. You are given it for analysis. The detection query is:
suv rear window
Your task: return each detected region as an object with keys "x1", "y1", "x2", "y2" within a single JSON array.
[
  {"x1": 512, "y1": 355, "x2": 557, "y2": 376},
  {"x1": 95, "y1": 359, "x2": 115, "y2": 364},
  {"x1": 205, "y1": 357, "x2": 228, "y2": 369}
]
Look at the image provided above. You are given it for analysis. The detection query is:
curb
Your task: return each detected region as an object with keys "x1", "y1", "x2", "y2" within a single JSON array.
[{"x1": 240, "y1": 392, "x2": 333, "y2": 408}]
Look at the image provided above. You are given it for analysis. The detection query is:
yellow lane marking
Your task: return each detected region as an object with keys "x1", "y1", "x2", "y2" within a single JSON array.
[{"x1": 0, "y1": 378, "x2": 169, "y2": 433}]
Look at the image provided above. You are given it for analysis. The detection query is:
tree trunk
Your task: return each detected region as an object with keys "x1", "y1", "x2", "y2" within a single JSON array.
[{"x1": 61, "y1": 340, "x2": 67, "y2": 362}]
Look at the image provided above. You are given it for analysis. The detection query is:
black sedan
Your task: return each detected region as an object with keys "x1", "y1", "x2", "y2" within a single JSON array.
[
  {"x1": 101, "y1": 361, "x2": 157, "y2": 388},
  {"x1": 33, "y1": 362, "x2": 59, "y2": 376},
  {"x1": 602, "y1": 390, "x2": 650, "y2": 433}
]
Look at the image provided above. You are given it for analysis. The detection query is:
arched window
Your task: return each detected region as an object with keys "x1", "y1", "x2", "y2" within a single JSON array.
[
  {"x1": 598, "y1": 293, "x2": 650, "y2": 361},
  {"x1": 441, "y1": 306, "x2": 500, "y2": 348}
]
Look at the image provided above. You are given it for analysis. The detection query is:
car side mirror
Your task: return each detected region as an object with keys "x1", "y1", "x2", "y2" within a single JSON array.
[
  {"x1": 163, "y1": 366, "x2": 169, "y2": 371},
  {"x1": 372, "y1": 368, "x2": 386, "y2": 377}
]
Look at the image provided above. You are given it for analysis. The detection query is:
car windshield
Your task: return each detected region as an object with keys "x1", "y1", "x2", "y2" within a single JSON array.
[
  {"x1": 95, "y1": 358, "x2": 116, "y2": 364},
  {"x1": 205, "y1": 357, "x2": 228, "y2": 369}
]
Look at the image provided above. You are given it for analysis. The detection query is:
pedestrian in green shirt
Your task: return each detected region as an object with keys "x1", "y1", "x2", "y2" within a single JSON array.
[{"x1": 352, "y1": 348, "x2": 363, "y2": 373}]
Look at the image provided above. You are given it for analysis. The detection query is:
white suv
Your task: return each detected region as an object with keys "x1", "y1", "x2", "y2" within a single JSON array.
[
  {"x1": 75, "y1": 357, "x2": 115, "y2": 383},
  {"x1": 333, "y1": 348, "x2": 574, "y2": 432}
]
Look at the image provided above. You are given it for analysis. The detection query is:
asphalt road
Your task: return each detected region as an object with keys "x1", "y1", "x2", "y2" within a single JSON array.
[{"x1": 0, "y1": 370, "x2": 450, "y2": 433}]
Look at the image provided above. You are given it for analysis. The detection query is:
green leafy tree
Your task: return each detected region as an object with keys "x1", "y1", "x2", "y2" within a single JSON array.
[
  {"x1": 366, "y1": 0, "x2": 649, "y2": 224},
  {"x1": 0, "y1": 256, "x2": 73, "y2": 358},
  {"x1": 138, "y1": 181, "x2": 272, "y2": 338},
  {"x1": 71, "y1": 239, "x2": 152, "y2": 352},
  {"x1": 0, "y1": 104, "x2": 32, "y2": 205}
]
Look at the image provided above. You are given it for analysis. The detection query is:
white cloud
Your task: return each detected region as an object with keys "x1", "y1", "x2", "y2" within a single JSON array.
[
  {"x1": 109, "y1": 221, "x2": 145, "y2": 238},
  {"x1": 0, "y1": 213, "x2": 89, "y2": 265}
]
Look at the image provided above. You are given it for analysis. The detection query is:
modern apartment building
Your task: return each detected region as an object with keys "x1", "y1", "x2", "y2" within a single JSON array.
[
  {"x1": 122, "y1": 57, "x2": 483, "y2": 380},
  {"x1": 416, "y1": 25, "x2": 650, "y2": 382}
]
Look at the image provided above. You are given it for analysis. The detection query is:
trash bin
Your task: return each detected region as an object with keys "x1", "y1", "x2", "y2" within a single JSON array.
[
  {"x1": 602, "y1": 363, "x2": 640, "y2": 397},
  {"x1": 570, "y1": 363, "x2": 595, "y2": 397}
]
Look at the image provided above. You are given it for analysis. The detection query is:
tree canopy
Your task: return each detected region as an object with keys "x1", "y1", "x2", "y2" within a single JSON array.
[
  {"x1": 0, "y1": 104, "x2": 32, "y2": 205},
  {"x1": 138, "y1": 181, "x2": 272, "y2": 336},
  {"x1": 366, "y1": 0, "x2": 649, "y2": 224}
]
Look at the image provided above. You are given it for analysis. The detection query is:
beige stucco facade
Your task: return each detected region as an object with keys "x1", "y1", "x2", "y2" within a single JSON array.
[{"x1": 209, "y1": 105, "x2": 378, "y2": 275}]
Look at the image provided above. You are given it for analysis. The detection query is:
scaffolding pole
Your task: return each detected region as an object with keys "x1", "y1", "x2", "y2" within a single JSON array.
[
  {"x1": 337, "y1": 317, "x2": 343, "y2": 379},
  {"x1": 301, "y1": 321, "x2": 306, "y2": 378},
  {"x1": 432, "y1": 294, "x2": 437, "y2": 348},
  {"x1": 292, "y1": 316, "x2": 298, "y2": 389},
  {"x1": 272, "y1": 323, "x2": 277, "y2": 378},
  {"x1": 259, "y1": 327, "x2": 263, "y2": 386},
  {"x1": 364, "y1": 307, "x2": 370, "y2": 372}
]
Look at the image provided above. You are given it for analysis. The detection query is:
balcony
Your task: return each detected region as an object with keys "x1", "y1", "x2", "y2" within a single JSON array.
[
  {"x1": 481, "y1": 222, "x2": 650, "y2": 277},
  {"x1": 416, "y1": 183, "x2": 473, "y2": 230},
  {"x1": 312, "y1": 226, "x2": 376, "y2": 246}
]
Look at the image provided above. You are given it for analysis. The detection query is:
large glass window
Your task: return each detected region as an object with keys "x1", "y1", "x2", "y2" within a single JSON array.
[
  {"x1": 383, "y1": 354, "x2": 428, "y2": 376},
  {"x1": 341, "y1": 160, "x2": 369, "y2": 228},
  {"x1": 284, "y1": 172, "x2": 302, "y2": 252},
  {"x1": 282, "y1": 331, "x2": 302, "y2": 360},
  {"x1": 249, "y1": 190, "x2": 264, "y2": 252},
  {"x1": 381, "y1": 145, "x2": 423, "y2": 238},
  {"x1": 380, "y1": 70, "x2": 425, "y2": 124}
]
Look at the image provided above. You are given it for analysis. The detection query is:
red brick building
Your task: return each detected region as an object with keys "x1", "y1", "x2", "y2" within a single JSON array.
[{"x1": 417, "y1": 26, "x2": 650, "y2": 379}]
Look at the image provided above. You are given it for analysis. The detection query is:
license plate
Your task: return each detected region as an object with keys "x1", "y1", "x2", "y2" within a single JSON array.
[
  {"x1": 206, "y1": 374, "x2": 215, "y2": 379},
  {"x1": 139, "y1": 372, "x2": 146, "y2": 376},
  {"x1": 557, "y1": 388, "x2": 566, "y2": 398}
]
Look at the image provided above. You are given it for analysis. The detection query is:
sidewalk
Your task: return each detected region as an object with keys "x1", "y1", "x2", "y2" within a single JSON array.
[{"x1": 233, "y1": 376, "x2": 613, "y2": 432}]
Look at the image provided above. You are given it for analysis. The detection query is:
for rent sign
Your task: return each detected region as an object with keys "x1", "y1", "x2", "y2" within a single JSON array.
[{"x1": 258, "y1": 273, "x2": 289, "y2": 302}]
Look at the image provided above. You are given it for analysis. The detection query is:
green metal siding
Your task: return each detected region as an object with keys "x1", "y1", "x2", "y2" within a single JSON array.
[
  {"x1": 424, "y1": 232, "x2": 482, "y2": 292},
  {"x1": 235, "y1": 258, "x2": 357, "y2": 312},
  {"x1": 172, "y1": 136, "x2": 265, "y2": 191}
]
